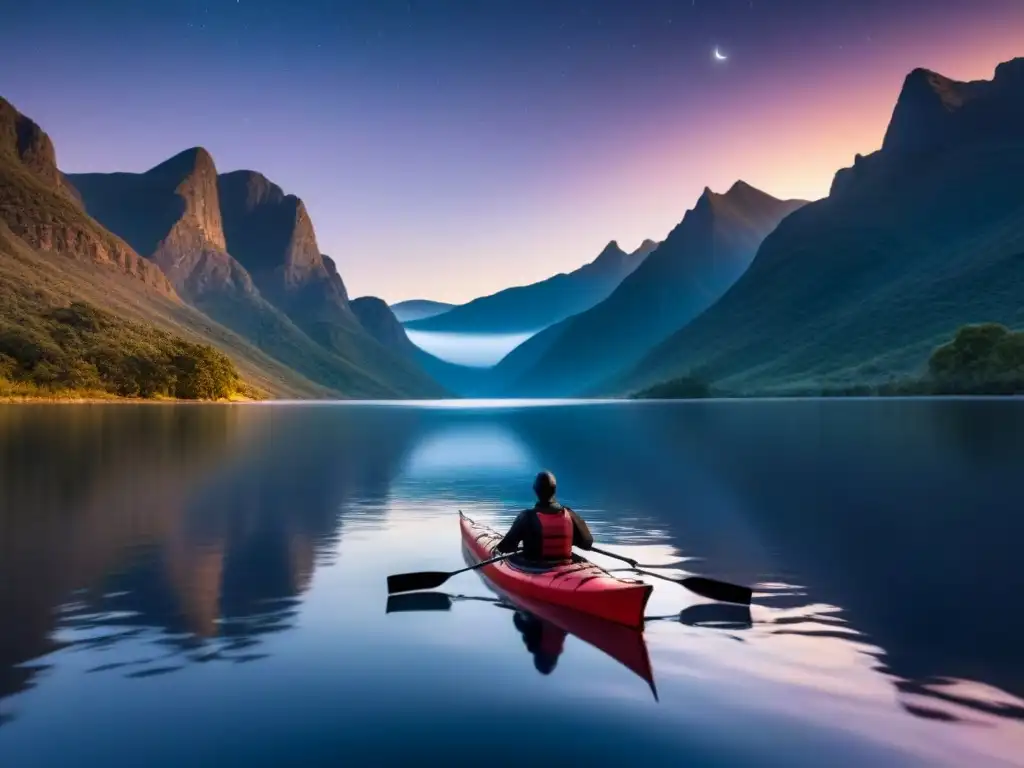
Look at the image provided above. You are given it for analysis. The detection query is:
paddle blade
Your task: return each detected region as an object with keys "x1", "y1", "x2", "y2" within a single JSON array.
[
  {"x1": 387, "y1": 571, "x2": 452, "y2": 595},
  {"x1": 677, "y1": 603, "x2": 752, "y2": 630},
  {"x1": 680, "y1": 576, "x2": 752, "y2": 605},
  {"x1": 386, "y1": 592, "x2": 454, "y2": 613}
]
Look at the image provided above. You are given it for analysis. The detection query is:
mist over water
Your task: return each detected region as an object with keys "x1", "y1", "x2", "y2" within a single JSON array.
[
  {"x1": 1, "y1": 400, "x2": 1023, "y2": 767},
  {"x1": 404, "y1": 329, "x2": 538, "y2": 366}
]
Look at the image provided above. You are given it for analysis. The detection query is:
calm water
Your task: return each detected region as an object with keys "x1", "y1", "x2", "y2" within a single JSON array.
[{"x1": 1, "y1": 400, "x2": 1023, "y2": 767}]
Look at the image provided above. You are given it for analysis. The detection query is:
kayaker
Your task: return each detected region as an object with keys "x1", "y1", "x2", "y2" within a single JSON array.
[{"x1": 494, "y1": 470, "x2": 594, "y2": 563}]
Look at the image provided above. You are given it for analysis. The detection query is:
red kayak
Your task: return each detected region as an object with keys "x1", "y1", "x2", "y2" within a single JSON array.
[
  {"x1": 460, "y1": 513, "x2": 656, "y2": 697},
  {"x1": 459, "y1": 512, "x2": 653, "y2": 628}
]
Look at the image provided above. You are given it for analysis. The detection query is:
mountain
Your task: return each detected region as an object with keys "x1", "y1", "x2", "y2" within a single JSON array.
[
  {"x1": 390, "y1": 299, "x2": 454, "y2": 323},
  {"x1": 404, "y1": 239, "x2": 656, "y2": 335},
  {"x1": 217, "y1": 171, "x2": 356, "y2": 333},
  {"x1": 67, "y1": 153, "x2": 444, "y2": 398},
  {"x1": 496, "y1": 183, "x2": 806, "y2": 396},
  {"x1": 610, "y1": 57, "x2": 1024, "y2": 396},
  {"x1": 215, "y1": 170, "x2": 445, "y2": 394},
  {"x1": 0, "y1": 97, "x2": 354, "y2": 398},
  {"x1": 0, "y1": 98, "x2": 173, "y2": 296},
  {"x1": 351, "y1": 296, "x2": 493, "y2": 396}
]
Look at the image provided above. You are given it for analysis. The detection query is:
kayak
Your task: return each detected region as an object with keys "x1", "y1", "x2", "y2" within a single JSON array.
[
  {"x1": 460, "y1": 512, "x2": 657, "y2": 696},
  {"x1": 459, "y1": 511, "x2": 653, "y2": 629}
]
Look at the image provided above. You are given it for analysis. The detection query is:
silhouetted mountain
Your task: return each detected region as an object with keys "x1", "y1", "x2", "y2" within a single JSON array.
[
  {"x1": 498, "y1": 183, "x2": 805, "y2": 396},
  {"x1": 391, "y1": 299, "x2": 454, "y2": 323},
  {"x1": 67, "y1": 152, "x2": 444, "y2": 398},
  {"x1": 612, "y1": 57, "x2": 1024, "y2": 395},
  {"x1": 405, "y1": 239, "x2": 654, "y2": 334}
]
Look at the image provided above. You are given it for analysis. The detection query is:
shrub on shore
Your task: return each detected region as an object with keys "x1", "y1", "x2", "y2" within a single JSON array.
[{"x1": 0, "y1": 301, "x2": 243, "y2": 400}]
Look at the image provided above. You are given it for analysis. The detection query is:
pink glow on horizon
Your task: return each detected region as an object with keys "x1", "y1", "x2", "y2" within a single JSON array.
[{"x1": 386, "y1": 20, "x2": 1022, "y2": 306}]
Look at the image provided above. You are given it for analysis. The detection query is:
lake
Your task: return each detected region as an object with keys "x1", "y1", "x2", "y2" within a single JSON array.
[{"x1": 1, "y1": 400, "x2": 1023, "y2": 767}]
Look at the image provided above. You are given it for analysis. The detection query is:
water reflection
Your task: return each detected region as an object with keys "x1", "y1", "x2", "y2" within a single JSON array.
[
  {"x1": 512, "y1": 610, "x2": 564, "y2": 674},
  {"x1": 385, "y1": 590, "x2": 657, "y2": 698},
  {"x1": 2, "y1": 401, "x2": 1023, "y2": 766},
  {"x1": 0, "y1": 405, "x2": 427, "y2": 704}
]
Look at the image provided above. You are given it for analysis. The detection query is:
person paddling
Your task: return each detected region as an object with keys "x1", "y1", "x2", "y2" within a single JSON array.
[{"x1": 494, "y1": 470, "x2": 594, "y2": 564}]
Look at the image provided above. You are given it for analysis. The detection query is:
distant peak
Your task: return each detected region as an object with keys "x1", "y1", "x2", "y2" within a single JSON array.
[
  {"x1": 146, "y1": 146, "x2": 217, "y2": 181},
  {"x1": 994, "y1": 57, "x2": 1024, "y2": 85},
  {"x1": 630, "y1": 239, "x2": 659, "y2": 259},
  {"x1": 727, "y1": 179, "x2": 755, "y2": 195},
  {"x1": 588, "y1": 240, "x2": 629, "y2": 269}
]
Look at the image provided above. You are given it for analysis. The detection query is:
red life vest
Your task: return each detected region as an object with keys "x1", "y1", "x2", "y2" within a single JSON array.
[{"x1": 537, "y1": 509, "x2": 573, "y2": 561}]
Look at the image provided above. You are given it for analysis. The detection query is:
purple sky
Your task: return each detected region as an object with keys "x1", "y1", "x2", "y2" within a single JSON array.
[{"x1": 2, "y1": 0, "x2": 1022, "y2": 304}]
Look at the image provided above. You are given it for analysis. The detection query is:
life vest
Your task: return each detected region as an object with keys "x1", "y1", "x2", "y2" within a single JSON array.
[{"x1": 536, "y1": 508, "x2": 573, "y2": 561}]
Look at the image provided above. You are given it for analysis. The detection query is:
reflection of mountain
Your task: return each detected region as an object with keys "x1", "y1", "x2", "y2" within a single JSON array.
[
  {"x1": 0, "y1": 405, "x2": 426, "y2": 704},
  {"x1": 0, "y1": 406, "x2": 243, "y2": 700}
]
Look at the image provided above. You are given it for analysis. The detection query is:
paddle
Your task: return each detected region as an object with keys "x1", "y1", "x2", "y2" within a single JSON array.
[
  {"x1": 386, "y1": 550, "x2": 521, "y2": 595},
  {"x1": 385, "y1": 592, "x2": 511, "y2": 614},
  {"x1": 587, "y1": 545, "x2": 753, "y2": 605}
]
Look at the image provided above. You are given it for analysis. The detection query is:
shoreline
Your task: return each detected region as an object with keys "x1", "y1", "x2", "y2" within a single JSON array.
[
  {"x1": 0, "y1": 394, "x2": 257, "y2": 405},
  {"x1": 3, "y1": 393, "x2": 1023, "y2": 405}
]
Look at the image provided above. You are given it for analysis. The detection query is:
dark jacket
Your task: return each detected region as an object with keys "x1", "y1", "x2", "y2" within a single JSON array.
[{"x1": 494, "y1": 501, "x2": 594, "y2": 560}]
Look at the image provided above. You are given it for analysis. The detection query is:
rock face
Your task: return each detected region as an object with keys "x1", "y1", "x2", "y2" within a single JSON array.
[
  {"x1": 0, "y1": 98, "x2": 59, "y2": 188},
  {"x1": 218, "y1": 172, "x2": 355, "y2": 318},
  {"x1": 497, "y1": 181, "x2": 805, "y2": 396},
  {"x1": 67, "y1": 150, "x2": 445, "y2": 398},
  {"x1": 613, "y1": 57, "x2": 1024, "y2": 396},
  {"x1": 0, "y1": 97, "x2": 174, "y2": 296},
  {"x1": 404, "y1": 238, "x2": 654, "y2": 335},
  {"x1": 217, "y1": 172, "x2": 377, "y2": 361},
  {"x1": 833, "y1": 57, "x2": 1024, "y2": 196},
  {"x1": 68, "y1": 148, "x2": 254, "y2": 301}
]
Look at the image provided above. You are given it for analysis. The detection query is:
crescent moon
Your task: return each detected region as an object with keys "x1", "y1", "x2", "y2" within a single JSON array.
[{"x1": 714, "y1": 47, "x2": 727, "y2": 61}]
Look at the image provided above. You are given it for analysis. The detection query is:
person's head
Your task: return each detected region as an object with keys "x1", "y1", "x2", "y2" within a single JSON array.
[
  {"x1": 532, "y1": 470, "x2": 556, "y2": 503},
  {"x1": 534, "y1": 654, "x2": 559, "y2": 675}
]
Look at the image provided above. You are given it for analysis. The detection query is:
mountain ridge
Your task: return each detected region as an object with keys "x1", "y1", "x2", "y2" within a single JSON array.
[
  {"x1": 495, "y1": 181, "x2": 807, "y2": 396},
  {"x1": 65, "y1": 142, "x2": 444, "y2": 398},
  {"x1": 609, "y1": 56, "x2": 1024, "y2": 396},
  {"x1": 404, "y1": 238, "x2": 655, "y2": 335}
]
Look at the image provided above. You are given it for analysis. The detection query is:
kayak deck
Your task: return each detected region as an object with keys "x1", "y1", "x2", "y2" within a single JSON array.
[{"x1": 459, "y1": 512, "x2": 652, "y2": 629}]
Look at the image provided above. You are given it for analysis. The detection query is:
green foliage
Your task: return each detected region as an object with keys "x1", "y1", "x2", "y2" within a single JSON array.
[
  {"x1": 925, "y1": 323, "x2": 1024, "y2": 394},
  {"x1": 632, "y1": 373, "x2": 714, "y2": 399},
  {"x1": 817, "y1": 324, "x2": 1024, "y2": 397},
  {"x1": 0, "y1": 300, "x2": 241, "y2": 400}
]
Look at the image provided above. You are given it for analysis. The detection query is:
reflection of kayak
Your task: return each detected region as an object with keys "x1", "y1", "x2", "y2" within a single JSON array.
[
  {"x1": 460, "y1": 512, "x2": 652, "y2": 627},
  {"x1": 460, "y1": 512, "x2": 657, "y2": 696}
]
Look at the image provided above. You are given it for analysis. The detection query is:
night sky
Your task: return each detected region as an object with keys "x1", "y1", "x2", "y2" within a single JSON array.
[{"x1": 3, "y1": 1, "x2": 1022, "y2": 304}]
